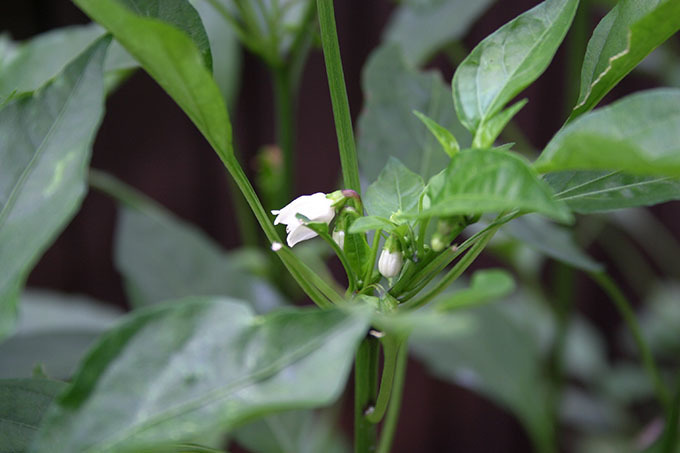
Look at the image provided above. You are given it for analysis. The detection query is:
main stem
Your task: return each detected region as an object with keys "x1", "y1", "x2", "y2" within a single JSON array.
[{"x1": 354, "y1": 336, "x2": 380, "y2": 453}]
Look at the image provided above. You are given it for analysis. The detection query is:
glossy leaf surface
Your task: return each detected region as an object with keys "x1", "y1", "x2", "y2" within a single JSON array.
[
  {"x1": 31, "y1": 298, "x2": 368, "y2": 453},
  {"x1": 364, "y1": 157, "x2": 424, "y2": 219}
]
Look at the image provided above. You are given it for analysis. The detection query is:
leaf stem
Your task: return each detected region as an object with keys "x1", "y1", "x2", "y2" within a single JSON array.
[
  {"x1": 354, "y1": 335, "x2": 380, "y2": 453},
  {"x1": 366, "y1": 335, "x2": 404, "y2": 424},
  {"x1": 316, "y1": 0, "x2": 361, "y2": 194},
  {"x1": 376, "y1": 339, "x2": 408, "y2": 453},
  {"x1": 588, "y1": 271, "x2": 671, "y2": 411}
]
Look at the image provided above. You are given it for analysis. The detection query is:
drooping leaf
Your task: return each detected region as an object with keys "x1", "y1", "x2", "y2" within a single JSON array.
[
  {"x1": 0, "y1": 378, "x2": 66, "y2": 453},
  {"x1": 383, "y1": 0, "x2": 496, "y2": 66},
  {"x1": 357, "y1": 45, "x2": 470, "y2": 181},
  {"x1": 452, "y1": 0, "x2": 578, "y2": 145},
  {"x1": 571, "y1": 0, "x2": 680, "y2": 119},
  {"x1": 0, "y1": 38, "x2": 109, "y2": 341},
  {"x1": 536, "y1": 89, "x2": 680, "y2": 176},
  {"x1": 31, "y1": 298, "x2": 368, "y2": 453},
  {"x1": 502, "y1": 214, "x2": 602, "y2": 271},
  {"x1": 422, "y1": 149, "x2": 572, "y2": 223},
  {"x1": 364, "y1": 157, "x2": 424, "y2": 220},
  {"x1": 115, "y1": 204, "x2": 285, "y2": 313},
  {"x1": 233, "y1": 409, "x2": 350, "y2": 453},
  {"x1": 0, "y1": 291, "x2": 122, "y2": 379},
  {"x1": 546, "y1": 170, "x2": 680, "y2": 213},
  {"x1": 435, "y1": 269, "x2": 515, "y2": 311},
  {"x1": 72, "y1": 0, "x2": 233, "y2": 159}
]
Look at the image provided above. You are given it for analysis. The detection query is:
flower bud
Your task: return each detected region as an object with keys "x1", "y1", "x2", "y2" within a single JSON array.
[
  {"x1": 332, "y1": 230, "x2": 345, "y2": 249},
  {"x1": 378, "y1": 235, "x2": 403, "y2": 278}
]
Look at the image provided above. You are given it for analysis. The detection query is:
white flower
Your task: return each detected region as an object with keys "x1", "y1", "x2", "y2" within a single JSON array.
[
  {"x1": 332, "y1": 230, "x2": 345, "y2": 249},
  {"x1": 378, "y1": 249, "x2": 403, "y2": 278},
  {"x1": 272, "y1": 192, "x2": 336, "y2": 247}
]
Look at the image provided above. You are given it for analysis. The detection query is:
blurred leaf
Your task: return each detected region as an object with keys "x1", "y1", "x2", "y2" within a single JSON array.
[
  {"x1": 502, "y1": 214, "x2": 602, "y2": 271},
  {"x1": 233, "y1": 409, "x2": 349, "y2": 453},
  {"x1": 73, "y1": 0, "x2": 233, "y2": 159},
  {"x1": 536, "y1": 89, "x2": 680, "y2": 176},
  {"x1": 411, "y1": 303, "x2": 554, "y2": 451},
  {"x1": 636, "y1": 283, "x2": 680, "y2": 360},
  {"x1": 452, "y1": 0, "x2": 578, "y2": 145},
  {"x1": 435, "y1": 269, "x2": 515, "y2": 311},
  {"x1": 0, "y1": 291, "x2": 122, "y2": 379},
  {"x1": 357, "y1": 44, "x2": 470, "y2": 182},
  {"x1": 348, "y1": 216, "x2": 396, "y2": 234},
  {"x1": 422, "y1": 149, "x2": 572, "y2": 223},
  {"x1": 0, "y1": 38, "x2": 109, "y2": 341},
  {"x1": 546, "y1": 171, "x2": 680, "y2": 213},
  {"x1": 383, "y1": 0, "x2": 495, "y2": 66},
  {"x1": 31, "y1": 298, "x2": 368, "y2": 453},
  {"x1": 571, "y1": 0, "x2": 680, "y2": 118},
  {"x1": 600, "y1": 363, "x2": 654, "y2": 405},
  {"x1": 560, "y1": 388, "x2": 630, "y2": 433},
  {"x1": 364, "y1": 157, "x2": 424, "y2": 219},
  {"x1": 0, "y1": 378, "x2": 66, "y2": 453},
  {"x1": 115, "y1": 204, "x2": 285, "y2": 313}
]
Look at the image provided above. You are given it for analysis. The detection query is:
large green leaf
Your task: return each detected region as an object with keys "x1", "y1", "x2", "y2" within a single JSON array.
[
  {"x1": 233, "y1": 409, "x2": 349, "y2": 453},
  {"x1": 546, "y1": 170, "x2": 680, "y2": 213},
  {"x1": 0, "y1": 38, "x2": 109, "y2": 341},
  {"x1": 452, "y1": 0, "x2": 578, "y2": 145},
  {"x1": 357, "y1": 45, "x2": 470, "y2": 181},
  {"x1": 410, "y1": 303, "x2": 554, "y2": 451},
  {"x1": 0, "y1": 379, "x2": 66, "y2": 453},
  {"x1": 536, "y1": 89, "x2": 680, "y2": 176},
  {"x1": 422, "y1": 149, "x2": 572, "y2": 223},
  {"x1": 73, "y1": 0, "x2": 232, "y2": 159},
  {"x1": 364, "y1": 157, "x2": 424, "y2": 219},
  {"x1": 115, "y1": 204, "x2": 284, "y2": 313},
  {"x1": 31, "y1": 298, "x2": 368, "y2": 453},
  {"x1": 383, "y1": 0, "x2": 496, "y2": 66},
  {"x1": 571, "y1": 0, "x2": 680, "y2": 118},
  {"x1": 0, "y1": 291, "x2": 122, "y2": 379}
]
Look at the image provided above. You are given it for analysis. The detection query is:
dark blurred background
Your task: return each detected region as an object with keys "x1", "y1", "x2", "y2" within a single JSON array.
[{"x1": 2, "y1": 1, "x2": 679, "y2": 452}]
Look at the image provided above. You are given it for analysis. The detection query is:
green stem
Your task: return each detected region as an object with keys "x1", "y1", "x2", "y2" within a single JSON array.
[
  {"x1": 354, "y1": 336, "x2": 380, "y2": 453},
  {"x1": 366, "y1": 335, "x2": 404, "y2": 424},
  {"x1": 362, "y1": 229, "x2": 383, "y2": 289},
  {"x1": 226, "y1": 163, "x2": 259, "y2": 247},
  {"x1": 316, "y1": 0, "x2": 361, "y2": 194},
  {"x1": 272, "y1": 65, "x2": 295, "y2": 205},
  {"x1": 661, "y1": 373, "x2": 680, "y2": 453},
  {"x1": 588, "y1": 271, "x2": 671, "y2": 411},
  {"x1": 376, "y1": 339, "x2": 408, "y2": 453}
]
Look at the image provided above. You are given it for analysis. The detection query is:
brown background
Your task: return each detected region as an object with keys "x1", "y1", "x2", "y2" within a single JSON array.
[{"x1": 2, "y1": 1, "x2": 679, "y2": 451}]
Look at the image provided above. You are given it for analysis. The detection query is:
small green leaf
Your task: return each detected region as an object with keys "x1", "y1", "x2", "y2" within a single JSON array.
[
  {"x1": 0, "y1": 378, "x2": 66, "y2": 453},
  {"x1": 546, "y1": 170, "x2": 680, "y2": 213},
  {"x1": 452, "y1": 0, "x2": 578, "y2": 138},
  {"x1": 536, "y1": 89, "x2": 680, "y2": 176},
  {"x1": 471, "y1": 98, "x2": 527, "y2": 149},
  {"x1": 413, "y1": 110, "x2": 459, "y2": 157},
  {"x1": 73, "y1": 0, "x2": 233, "y2": 159},
  {"x1": 365, "y1": 157, "x2": 425, "y2": 220},
  {"x1": 423, "y1": 149, "x2": 572, "y2": 223},
  {"x1": 343, "y1": 232, "x2": 371, "y2": 280},
  {"x1": 347, "y1": 216, "x2": 397, "y2": 234},
  {"x1": 571, "y1": 0, "x2": 680, "y2": 118},
  {"x1": 358, "y1": 45, "x2": 470, "y2": 181},
  {"x1": 31, "y1": 299, "x2": 368, "y2": 453},
  {"x1": 0, "y1": 38, "x2": 109, "y2": 341},
  {"x1": 383, "y1": 0, "x2": 496, "y2": 66},
  {"x1": 435, "y1": 269, "x2": 515, "y2": 311}
]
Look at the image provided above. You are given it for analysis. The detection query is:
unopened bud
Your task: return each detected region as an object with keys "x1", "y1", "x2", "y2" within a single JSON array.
[
  {"x1": 378, "y1": 248, "x2": 403, "y2": 278},
  {"x1": 332, "y1": 230, "x2": 345, "y2": 249}
]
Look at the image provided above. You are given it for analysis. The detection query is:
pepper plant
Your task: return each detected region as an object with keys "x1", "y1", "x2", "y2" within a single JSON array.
[{"x1": 1, "y1": 0, "x2": 680, "y2": 452}]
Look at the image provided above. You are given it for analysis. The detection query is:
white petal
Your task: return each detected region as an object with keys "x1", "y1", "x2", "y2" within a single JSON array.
[{"x1": 286, "y1": 224, "x2": 319, "y2": 247}]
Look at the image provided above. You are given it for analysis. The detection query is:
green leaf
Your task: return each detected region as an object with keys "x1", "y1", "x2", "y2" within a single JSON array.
[
  {"x1": 502, "y1": 214, "x2": 602, "y2": 271},
  {"x1": 0, "y1": 38, "x2": 109, "y2": 341},
  {"x1": 435, "y1": 269, "x2": 515, "y2": 311},
  {"x1": 347, "y1": 216, "x2": 396, "y2": 234},
  {"x1": 342, "y1": 232, "x2": 371, "y2": 281},
  {"x1": 233, "y1": 409, "x2": 349, "y2": 453},
  {"x1": 31, "y1": 298, "x2": 368, "y2": 453},
  {"x1": 422, "y1": 149, "x2": 572, "y2": 223},
  {"x1": 571, "y1": 0, "x2": 680, "y2": 118},
  {"x1": 117, "y1": 0, "x2": 212, "y2": 69},
  {"x1": 73, "y1": 0, "x2": 232, "y2": 159},
  {"x1": 383, "y1": 0, "x2": 496, "y2": 66},
  {"x1": 471, "y1": 98, "x2": 528, "y2": 149},
  {"x1": 115, "y1": 204, "x2": 285, "y2": 313},
  {"x1": 357, "y1": 45, "x2": 470, "y2": 181},
  {"x1": 410, "y1": 303, "x2": 554, "y2": 451},
  {"x1": 546, "y1": 170, "x2": 680, "y2": 213},
  {"x1": 364, "y1": 157, "x2": 425, "y2": 220},
  {"x1": 536, "y1": 89, "x2": 680, "y2": 176},
  {"x1": 413, "y1": 110, "x2": 459, "y2": 157},
  {"x1": 0, "y1": 291, "x2": 122, "y2": 380},
  {"x1": 452, "y1": 0, "x2": 578, "y2": 144},
  {"x1": 0, "y1": 378, "x2": 67, "y2": 453}
]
